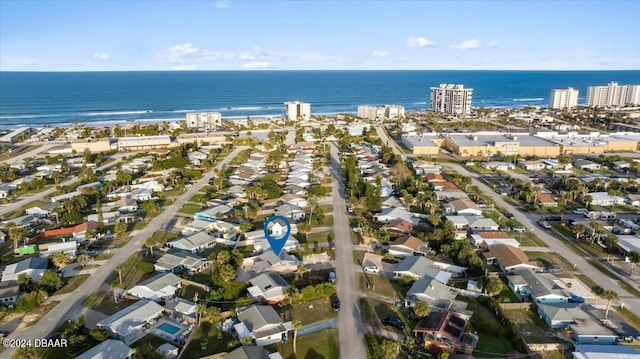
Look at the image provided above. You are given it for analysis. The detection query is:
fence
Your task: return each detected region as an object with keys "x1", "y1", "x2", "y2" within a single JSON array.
[
  {"x1": 498, "y1": 302, "x2": 532, "y2": 310},
  {"x1": 527, "y1": 343, "x2": 571, "y2": 353}
]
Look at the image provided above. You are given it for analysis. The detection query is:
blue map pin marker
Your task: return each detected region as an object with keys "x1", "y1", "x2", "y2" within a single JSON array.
[{"x1": 264, "y1": 215, "x2": 291, "y2": 256}]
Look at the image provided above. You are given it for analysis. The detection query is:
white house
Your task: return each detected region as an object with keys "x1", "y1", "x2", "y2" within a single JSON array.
[
  {"x1": 234, "y1": 305, "x2": 293, "y2": 346},
  {"x1": 1, "y1": 257, "x2": 48, "y2": 283},
  {"x1": 127, "y1": 272, "x2": 182, "y2": 301},
  {"x1": 443, "y1": 199, "x2": 482, "y2": 216},
  {"x1": 97, "y1": 300, "x2": 165, "y2": 345},
  {"x1": 76, "y1": 339, "x2": 134, "y2": 359},
  {"x1": 167, "y1": 232, "x2": 217, "y2": 253},
  {"x1": 588, "y1": 192, "x2": 625, "y2": 207}
]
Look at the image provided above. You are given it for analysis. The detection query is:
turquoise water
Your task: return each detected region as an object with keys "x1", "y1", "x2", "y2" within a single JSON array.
[
  {"x1": 1, "y1": 70, "x2": 639, "y2": 128},
  {"x1": 157, "y1": 322, "x2": 181, "y2": 335}
]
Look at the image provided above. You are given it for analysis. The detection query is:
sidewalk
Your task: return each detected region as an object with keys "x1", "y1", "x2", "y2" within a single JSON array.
[{"x1": 298, "y1": 317, "x2": 337, "y2": 336}]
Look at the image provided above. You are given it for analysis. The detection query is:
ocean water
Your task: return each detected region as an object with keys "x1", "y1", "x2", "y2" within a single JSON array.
[{"x1": 1, "y1": 70, "x2": 639, "y2": 128}]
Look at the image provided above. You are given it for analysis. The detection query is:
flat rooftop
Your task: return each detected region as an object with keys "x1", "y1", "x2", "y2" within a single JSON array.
[{"x1": 444, "y1": 132, "x2": 558, "y2": 147}]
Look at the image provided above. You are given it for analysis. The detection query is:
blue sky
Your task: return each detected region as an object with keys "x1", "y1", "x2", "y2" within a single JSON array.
[{"x1": 1, "y1": 0, "x2": 639, "y2": 71}]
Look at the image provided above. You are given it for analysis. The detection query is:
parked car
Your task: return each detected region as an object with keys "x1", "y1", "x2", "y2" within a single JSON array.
[
  {"x1": 573, "y1": 208, "x2": 589, "y2": 215},
  {"x1": 539, "y1": 221, "x2": 552, "y2": 229},
  {"x1": 331, "y1": 296, "x2": 341, "y2": 311},
  {"x1": 363, "y1": 265, "x2": 380, "y2": 273},
  {"x1": 328, "y1": 271, "x2": 336, "y2": 283},
  {"x1": 545, "y1": 215, "x2": 562, "y2": 221},
  {"x1": 382, "y1": 257, "x2": 399, "y2": 264},
  {"x1": 347, "y1": 206, "x2": 354, "y2": 213},
  {"x1": 506, "y1": 213, "x2": 515, "y2": 219},
  {"x1": 382, "y1": 317, "x2": 405, "y2": 330}
]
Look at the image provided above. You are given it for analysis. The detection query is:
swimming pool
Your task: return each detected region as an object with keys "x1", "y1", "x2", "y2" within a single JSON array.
[{"x1": 158, "y1": 322, "x2": 181, "y2": 335}]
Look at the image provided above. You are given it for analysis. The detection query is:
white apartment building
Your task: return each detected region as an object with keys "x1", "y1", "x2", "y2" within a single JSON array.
[
  {"x1": 284, "y1": 101, "x2": 311, "y2": 121},
  {"x1": 430, "y1": 84, "x2": 473, "y2": 115},
  {"x1": 357, "y1": 104, "x2": 405, "y2": 120},
  {"x1": 549, "y1": 87, "x2": 579, "y2": 109},
  {"x1": 186, "y1": 112, "x2": 222, "y2": 131},
  {"x1": 586, "y1": 82, "x2": 640, "y2": 107}
]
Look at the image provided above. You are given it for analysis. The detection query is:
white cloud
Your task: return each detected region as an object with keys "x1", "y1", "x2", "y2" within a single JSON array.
[
  {"x1": 450, "y1": 39, "x2": 482, "y2": 50},
  {"x1": 406, "y1": 37, "x2": 435, "y2": 48},
  {"x1": 171, "y1": 64, "x2": 198, "y2": 70},
  {"x1": 92, "y1": 53, "x2": 112, "y2": 61},
  {"x1": 488, "y1": 41, "x2": 498, "y2": 48},
  {"x1": 161, "y1": 43, "x2": 202, "y2": 63},
  {"x1": 215, "y1": 0, "x2": 230, "y2": 8},
  {"x1": 241, "y1": 61, "x2": 272, "y2": 69},
  {"x1": 371, "y1": 50, "x2": 390, "y2": 58}
]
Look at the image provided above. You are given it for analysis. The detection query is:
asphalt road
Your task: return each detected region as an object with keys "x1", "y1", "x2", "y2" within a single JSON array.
[
  {"x1": 374, "y1": 125, "x2": 640, "y2": 326},
  {"x1": 0, "y1": 152, "x2": 127, "y2": 218},
  {"x1": 329, "y1": 142, "x2": 367, "y2": 359},
  {"x1": 0, "y1": 146, "x2": 247, "y2": 359}
]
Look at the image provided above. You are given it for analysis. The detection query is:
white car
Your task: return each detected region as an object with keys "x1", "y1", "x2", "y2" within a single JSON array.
[{"x1": 363, "y1": 265, "x2": 380, "y2": 273}]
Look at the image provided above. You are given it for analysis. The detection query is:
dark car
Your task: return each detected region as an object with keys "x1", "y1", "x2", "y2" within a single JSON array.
[
  {"x1": 546, "y1": 216, "x2": 562, "y2": 221},
  {"x1": 331, "y1": 296, "x2": 340, "y2": 311},
  {"x1": 382, "y1": 257, "x2": 400, "y2": 264},
  {"x1": 382, "y1": 317, "x2": 405, "y2": 330},
  {"x1": 506, "y1": 213, "x2": 515, "y2": 219}
]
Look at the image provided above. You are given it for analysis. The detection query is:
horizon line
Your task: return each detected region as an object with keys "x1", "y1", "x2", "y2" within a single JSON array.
[{"x1": 2, "y1": 68, "x2": 640, "y2": 73}]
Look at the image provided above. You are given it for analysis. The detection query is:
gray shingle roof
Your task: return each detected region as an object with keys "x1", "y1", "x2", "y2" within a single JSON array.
[
  {"x1": 135, "y1": 272, "x2": 182, "y2": 292},
  {"x1": 224, "y1": 346, "x2": 271, "y2": 359},
  {"x1": 237, "y1": 305, "x2": 283, "y2": 333}
]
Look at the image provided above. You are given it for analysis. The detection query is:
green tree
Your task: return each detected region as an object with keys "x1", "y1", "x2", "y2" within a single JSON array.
[
  {"x1": 51, "y1": 252, "x2": 73, "y2": 270},
  {"x1": 40, "y1": 269, "x2": 63, "y2": 292},
  {"x1": 593, "y1": 285, "x2": 605, "y2": 307},
  {"x1": 114, "y1": 221, "x2": 127, "y2": 239},
  {"x1": 414, "y1": 301, "x2": 431, "y2": 317},
  {"x1": 603, "y1": 290, "x2": 619, "y2": 319},
  {"x1": 378, "y1": 339, "x2": 400, "y2": 359},
  {"x1": 76, "y1": 254, "x2": 91, "y2": 268},
  {"x1": 485, "y1": 276, "x2": 503, "y2": 296}
]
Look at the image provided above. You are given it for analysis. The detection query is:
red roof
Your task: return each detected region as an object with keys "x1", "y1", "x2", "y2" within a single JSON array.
[
  {"x1": 425, "y1": 173, "x2": 446, "y2": 183},
  {"x1": 392, "y1": 235, "x2": 422, "y2": 250}
]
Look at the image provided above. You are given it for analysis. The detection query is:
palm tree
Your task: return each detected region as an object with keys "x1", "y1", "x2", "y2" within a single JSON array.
[
  {"x1": 7, "y1": 223, "x2": 27, "y2": 249},
  {"x1": 629, "y1": 251, "x2": 640, "y2": 275},
  {"x1": 572, "y1": 224, "x2": 586, "y2": 241},
  {"x1": 116, "y1": 264, "x2": 125, "y2": 285},
  {"x1": 593, "y1": 285, "x2": 604, "y2": 307},
  {"x1": 603, "y1": 290, "x2": 619, "y2": 319},
  {"x1": 590, "y1": 222, "x2": 606, "y2": 244},
  {"x1": 292, "y1": 320, "x2": 302, "y2": 355}
]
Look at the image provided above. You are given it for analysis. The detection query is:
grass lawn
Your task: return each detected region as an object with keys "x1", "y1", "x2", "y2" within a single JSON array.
[
  {"x1": 180, "y1": 284, "x2": 208, "y2": 302},
  {"x1": 307, "y1": 231, "x2": 332, "y2": 245},
  {"x1": 106, "y1": 253, "x2": 157, "y2": 290},
  {"x1": 4, "y1": 199, "x2": 47, "y2": 219},
  {"x1": 525, "y1": 251, "x2": 574, "y2": 270},
  {"x1": 357, "y1": 273, "x2": 409, "y2": 301},
  {"x1": 179, "y1": 203, "x2": 203, "y2": 215},
  {"x1": 319, "y1": 204, "x2": 334, "y2": 213},
  {"x1": 56, "y1": 274, "x2": 89, "y2": 295},
  {"x1": 502, "y1": 308, "x2": 565, "y2": 343},
  {"x1": 94, "y1": 252, "x2": 114, "y2": 260},
  {"x1": 149, "y1": 229, "x2": 180, "y2": 245},
  {"x1": 460, "y1": 297, "x2": 519, "y2": 355},
  {"x1": 160, "y1": 189, "x2": 186, "y2": 197},
  {"x1": 190, "y1": 193, "x2": 210, "y2": 203},
  {"x1": 277, "y1": 298, "x2": 337, "y2": 326},
  {"x1": 616, "y1": 306, "x2": 640, "y2": 330},
  {"x1": 269, "y1": 328, "x2": 339, "y2": 359},
  {"x1": 82, "y1": 292, "x2": 136, "y2": 316},
  {"x1": 475, "y1": 334, "x2": 516, "y2": 355},
  {"x1": 353, "y1": 251, "x2": 365, "y2": 265},
  {"x1": 359, "y1": 298, "x2": 414, "y2": 337},
  {"x1": 132, "y1": 333, "x2": 168, "y2": 353},
  {"x1": 182, "y1": 321, "x2": 239, "y2": 357},
  {"x1": 496, "y1": 278, "x2": 521, "y2": 303},
  {"x1": 512, "y1": 231, "x2": 547, "y2": 247}
]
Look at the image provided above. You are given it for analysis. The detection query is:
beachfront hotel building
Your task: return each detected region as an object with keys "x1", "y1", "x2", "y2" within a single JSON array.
[
  {"x1": 357, "y1": 104, "x2": 405, "y2": 121},
  {"x1": 186, "y1": 112, "x2": 222, "y2": 132},
  {"x1": 549, "y1": 87, "x2": 579, "y2": 109},
  {"x1": 430, "y1": 84, "x2": 473, "y2": 116},
  {"x1": 586, "y1": 82, "x2": 640, "y2": 107},
  {"x1": 284, "y1": 101, "x2": 311, "y2": 121}
]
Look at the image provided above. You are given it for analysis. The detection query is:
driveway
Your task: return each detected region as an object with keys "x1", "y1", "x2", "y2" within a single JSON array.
[
  {"x1": 0, "y1": 147, "x2": 248, "y2": 359},
  {"x1": 329, "y1": 142, "x2": 367, "y2": 359}
]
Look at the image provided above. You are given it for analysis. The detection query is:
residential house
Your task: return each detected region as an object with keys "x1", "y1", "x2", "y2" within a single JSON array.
[
  {"x1": 613, "y1": 219, "x2": 640, "y2": 235},
  {"x1": 443, "y1": 199, "x2": 482, "y2": 216},
  {"x1": 383, "y1": 218, "x2": 413, "y2": 235},
  {"x1": 541, "y1": 159, "x2": 572, "y2": 171},
  {"x1": 483, "y1": 245, "x2": 540, "y2": 272},
  {"x1": 76, "y1": 339, "x2": 134, "y2": 359},
  {"x1": 156, "y1": 344, "x2": 180, "y2": 359},
  {"x1": 0, "y1": 185, "x2": 12, "y2": 199},
  {"x1": 97, "y1": 299, "x2": 165, "y2": 345},
  {"x1": 224, "y1": 346, "x2": 283, "y2": 359},
  {"x1": 187, "y1": 150, "x2": 209, "y2": 166},
  {"x1": 1, "y1": 256, "x2": 48, "y2": 283},
  {"x1": 446, "y1": 215, "x2": 500, "y2": 232},
  {"x1": 164, "y1": 297, "x2": 196, "y2": 319},
  {"x1": 412, "y1": 161, "x2": 442, "y2": 175},
  {"x1": 40, "y1": 241, "x2": 78, "y2": 257},
  {"x1": 131, "y1": 180, "x2": 164, "y2": 193},
  {"x1": 5, "y1": 214, "x2": 39, "y2": 229},
  {"x1": 625, "y1": 194, "x2": 640, "y2": 208},
  {"x1": 374, "y1": 206, "x2": 413, "y2": 224},
  {"x1": 247, "y1": 273, "x2": 290, "y2": 304},
  {"x1": 88, "y1": 211, "x2": 120, "y2": 225},
  {"x1": 587, "y1": 192, "x2": 625, "y2": 207},
  {"x1": 273, "y1": 204, "x2": 305, "y2": 222},
  {"x1": 572, "y1": 344, "x2": 640, "y2": 359},
  {"x1": 393, "y1": 256, "x2": 452, "y2": 283},
  {"x1": 127, "y1": 272, "x2": 182, "y2": 301},
  {"x1": 471, "y1": 232, "x2": 520, "y2": 248},
  {"x1": 249, "y1": 251, "x2": 299, "y2": 274},
  {"x1": 234, "y1": 305, "x2": 293, "y2": 346},
  {"x1": 99, "y1": 197, "x2": 139, "y2": 213},
  {"x1": 508, "y1": 269, "x2": 571, "y2": 303},
  {"x1": 195, "y1": 205, "x2": 234, "y2": 222},
  {"x1": 413, "y1": 311, "x2": 478, "y2": 355},
  {"x1": 226, "y1": 185, "x2": 248, "y2": 198},
  {"x1": 570, "y1": 319, "x2": 618, "y2": 345},
  {"x1": 181, "y1": 219, "x2": 214, "y2": 235},
  {"x1": 574, "y1": 159, "x2": 601, "y2": 171},
  {"x1": 279, "y1": 194, "x2": 308, "y2": 209},
  {"x1": 389, "y1": 235, "x2": 428, "y2": 258},
  {"x1": 536, "y1": 192, "x2": 558, "y2": 207},
  {"x1": 0, "y1": 282, "x2": 21, "y2": 306},
  {"x1": 167, "y1": 232, "x2": 217, "y2": 253},
  {"x1": 209, "y1": 220, "x2": 240, "y2": 243},
  {"x1": 404, "y1": 277, "x2": 457, "y2": 308},
  {"x1": 25, "y1": 206, "x2": 53, "y2": 218},
  {"x1": 613, "y1": 161, "x2": 631, "y2": 172},
  {"x1": 536, "y1": 303, "x2": 592, "y2": 329},
  {"x1": 425, "y1": 173, "x2": 447, "y2": 190},
  {"x1": 72, "y1": 221, "x2": 99, "y2": 242},
  {"x1": 154, "y1": 252, "x2": 210, "y2": 274},
  {"x1": 518, "y1": 160, "x2": 545, "y2": 171},
  {"x1": 481, "y1": 161, "x2": 515, "y2": 171}
]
